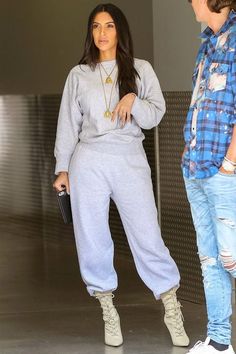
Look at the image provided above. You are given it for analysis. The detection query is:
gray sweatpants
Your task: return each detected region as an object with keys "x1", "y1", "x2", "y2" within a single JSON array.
[{"x1": 69, "y1": 143, "x2": 180, "y2": 299}]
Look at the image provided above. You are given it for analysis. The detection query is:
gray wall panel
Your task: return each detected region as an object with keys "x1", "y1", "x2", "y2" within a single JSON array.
[
  {"x1": 152, "y1": 0, "x2": 200, "y2": 91},
  {"x1": 0, "y1": 96, "x2": 41, "y2": 217},
  {"x1": 0, "y1": 0, "x2": 153, "y2": 94}
]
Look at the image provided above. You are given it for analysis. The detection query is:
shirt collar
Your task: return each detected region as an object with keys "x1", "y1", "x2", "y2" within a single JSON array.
[{"x1": 200, "y1": 10, "x2": 236, "y2": 40}]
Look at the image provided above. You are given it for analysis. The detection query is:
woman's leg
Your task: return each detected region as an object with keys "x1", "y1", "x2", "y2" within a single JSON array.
[
  {"x1": 111, "y1": 153, "x2": 180, "y2": 297},
  {"x1": 69, "y1": 145, "x2": 124, "y2": 346},
  {"x1": 110, "y1": 152, "x2": 188, "y2": 346},
  {"x1": 69, "y1": 144, "x2": 118, "y2": 295}
]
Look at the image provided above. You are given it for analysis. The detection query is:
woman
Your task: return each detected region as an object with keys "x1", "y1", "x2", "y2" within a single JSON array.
[{"x1": 53, "y1": 3, "x2": 189, "y2": 348}]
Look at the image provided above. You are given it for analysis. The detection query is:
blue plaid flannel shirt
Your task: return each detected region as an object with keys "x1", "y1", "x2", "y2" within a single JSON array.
[{"x1": 182, "y1": 11, "x2": 236, "y2": 179}]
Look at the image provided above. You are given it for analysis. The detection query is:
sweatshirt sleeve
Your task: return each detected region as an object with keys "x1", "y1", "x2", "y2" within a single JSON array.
[
  {"x1": 54, "y1": 69, "x2": 83, "y2": 175},
  {"x1": 131, "y1": 61, "x2": 166, "y2": 129}
]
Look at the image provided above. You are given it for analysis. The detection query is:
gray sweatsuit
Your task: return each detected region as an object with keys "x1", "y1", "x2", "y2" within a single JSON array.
[{"x1": 54, "y1": 58, "x2": 180, "y2": 298}]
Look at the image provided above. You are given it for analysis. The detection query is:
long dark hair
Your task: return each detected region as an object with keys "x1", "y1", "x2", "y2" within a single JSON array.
[{"x1": 79, "y1": 3, "x2": 139, "y2": 99}]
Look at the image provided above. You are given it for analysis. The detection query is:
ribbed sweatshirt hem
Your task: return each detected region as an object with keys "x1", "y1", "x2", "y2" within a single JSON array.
[{"x1": 79, "y1": 140, "x2": 145, "y2": 155}]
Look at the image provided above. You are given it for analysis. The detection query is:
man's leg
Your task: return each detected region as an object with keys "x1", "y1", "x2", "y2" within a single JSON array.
[
  {"x1": 206, "y1": 173, "x2": 236, "y2": 277},
  {"x1": 185, "y1": 177, "x2": 232, "y2": 346}
]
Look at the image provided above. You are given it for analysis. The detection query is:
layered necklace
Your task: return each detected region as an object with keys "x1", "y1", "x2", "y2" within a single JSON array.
[
  {"x1": 100, "y1": 63, "x2": 117, "y2": 84},
  {"x1": 99, "y1": 63, "x2": 118, "y2": 119}
]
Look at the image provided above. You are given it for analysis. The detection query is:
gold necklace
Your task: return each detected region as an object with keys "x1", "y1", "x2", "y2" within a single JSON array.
[
  {"x1": 99, "y1": 64, "x2": 117, "y2": 119},
  {"x1": 100, "y1": 63, "x2": 117, "y2": 84}
]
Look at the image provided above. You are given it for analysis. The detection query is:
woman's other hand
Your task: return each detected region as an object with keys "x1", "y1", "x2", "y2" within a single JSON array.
[
  {"x1": 53, "y1": 172, "x2": 70, "y2": 194},
  {"x1": 112, "y1": 93, "x2": 136, "y2": 127}
]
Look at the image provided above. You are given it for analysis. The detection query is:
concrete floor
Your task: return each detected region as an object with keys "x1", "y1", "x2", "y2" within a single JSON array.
[{"x1": 0, "y1": 228, "x2": 235, "y2": 354}]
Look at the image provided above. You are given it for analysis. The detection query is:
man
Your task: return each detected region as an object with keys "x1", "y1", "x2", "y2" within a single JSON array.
[{"x1": 182, "y1": 1, "x2": 236, "y2": 353}]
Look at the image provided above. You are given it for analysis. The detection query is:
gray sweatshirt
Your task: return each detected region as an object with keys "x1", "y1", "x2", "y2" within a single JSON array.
[{"x1": 54, "y1": 58, "x2": 166, "y2": 174}]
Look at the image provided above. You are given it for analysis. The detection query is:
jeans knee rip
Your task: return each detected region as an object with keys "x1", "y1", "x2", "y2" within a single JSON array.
[
  {"x1": 218, "y1": 217, "x2": 236, "y2": 228},
  {"x1": 199, "y1": 255, "x2": 216, "y2": 269},
  {"x1": 220, "y1": 250, "x2": 236, "y2": 273},
  {"x1": 199, "y1": 255, "x2": 216, "y2": 288}
]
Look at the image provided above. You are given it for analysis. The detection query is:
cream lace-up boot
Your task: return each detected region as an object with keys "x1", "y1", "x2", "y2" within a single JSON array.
[
  {"x1": 160, "y1": 287, "x2": 190, "y2": 347},
  {"x1": 95, "y1": 292, "x2": 123, "y2": 347}
]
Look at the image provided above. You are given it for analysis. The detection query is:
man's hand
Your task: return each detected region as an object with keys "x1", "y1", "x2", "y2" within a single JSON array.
[{"x1": 219, "y1": 166, "x2": 234, "y2": 175}]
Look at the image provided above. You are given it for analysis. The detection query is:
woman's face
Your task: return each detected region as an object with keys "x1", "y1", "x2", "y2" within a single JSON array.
[{"x1": 92, "y1": 12, "x2": 118, "y2": 57}]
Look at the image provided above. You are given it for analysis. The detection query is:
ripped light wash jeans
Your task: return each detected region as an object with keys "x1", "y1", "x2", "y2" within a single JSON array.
[{"x1": 184, "y1": 172, "x2": 236, "y2": 345}]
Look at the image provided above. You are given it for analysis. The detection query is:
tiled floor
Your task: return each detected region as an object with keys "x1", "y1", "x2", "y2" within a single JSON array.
[{"x1": 0, "y1": 228, "x2": 235, "y2": 354}]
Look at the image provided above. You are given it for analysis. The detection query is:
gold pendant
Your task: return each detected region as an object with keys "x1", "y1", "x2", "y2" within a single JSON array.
[
  {"x1": 104, "y1": 110, "x2": 112, "y2": 118},
  {"x1": 105, "y1": 76, "x2": 113, "y2": 84}
]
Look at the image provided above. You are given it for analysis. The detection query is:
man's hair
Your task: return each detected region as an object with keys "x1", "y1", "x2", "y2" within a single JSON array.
[{"x1": 207, "y1": 0, "x2": 236, "y2": 13}]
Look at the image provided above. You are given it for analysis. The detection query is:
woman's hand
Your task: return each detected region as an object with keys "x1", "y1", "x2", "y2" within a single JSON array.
[
  {"x1": 112, "y1": 93, "x2": 136, "y2": 127},
  {"x1": 53, "y1": 172, "x2": 70, "y2": 193}
]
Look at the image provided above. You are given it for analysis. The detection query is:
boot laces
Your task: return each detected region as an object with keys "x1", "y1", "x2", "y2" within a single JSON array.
[
  {"x1": 96, "y1": 294, "x2": 120, "y2": 337},
  {"x1": 164, "y1": 294, "x2": 186, "y2": 336}
]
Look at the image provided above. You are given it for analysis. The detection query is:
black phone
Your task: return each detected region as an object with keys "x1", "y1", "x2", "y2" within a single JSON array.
[{"x1": 56, "y1": 189, "x2": 72, "y2": 224}]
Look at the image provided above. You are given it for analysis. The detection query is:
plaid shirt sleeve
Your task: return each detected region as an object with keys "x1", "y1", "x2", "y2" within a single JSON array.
[{"x1": 230, "y1": 52, "x2": 236, "y2": 125}]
